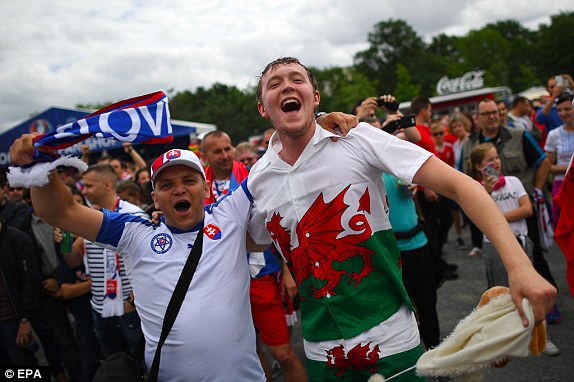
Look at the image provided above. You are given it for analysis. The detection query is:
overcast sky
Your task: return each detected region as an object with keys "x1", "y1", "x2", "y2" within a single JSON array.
[{"x1": 1, "y1": 0, "x2": 572, "y2": 132}]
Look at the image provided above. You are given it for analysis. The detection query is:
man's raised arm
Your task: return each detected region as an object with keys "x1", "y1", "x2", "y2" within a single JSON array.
[{"x1": 10, "y1": 134, "x2": 103, "y2": 242}]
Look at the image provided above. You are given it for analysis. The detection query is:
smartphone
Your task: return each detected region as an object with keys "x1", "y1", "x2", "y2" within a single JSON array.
[
  {"x1": 376, "y1": 98, "x2": 399, "y2": 111},
  {"x1": 554, "y1": 75, "x2": 565, "y2": 87},
  {"x1": 382, "y1": 114, "x2": 416, "y2": 134},
  {"x1": 481, "y1": 163, "x2": 498, "y2": 179}
]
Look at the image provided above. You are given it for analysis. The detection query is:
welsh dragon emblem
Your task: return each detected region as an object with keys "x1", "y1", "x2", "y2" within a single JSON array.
[
  {"x1": 326, "y1": 342, "x2": 381, "y2": 376},
  {"x1": 266, "y1": 186, "x2": 376, "y2": 299}
]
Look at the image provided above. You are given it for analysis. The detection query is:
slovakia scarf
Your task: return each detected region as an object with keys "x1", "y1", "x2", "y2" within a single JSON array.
[{"x1": 8, "y1": 91, "x2": 172, "y2": 188}]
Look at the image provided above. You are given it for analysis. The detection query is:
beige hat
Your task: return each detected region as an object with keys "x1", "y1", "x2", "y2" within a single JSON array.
[{"x1": 416, "y1": 292, "x2": 539, "y2": 378}]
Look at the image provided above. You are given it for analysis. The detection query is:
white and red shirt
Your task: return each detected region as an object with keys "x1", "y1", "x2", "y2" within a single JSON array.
[{"x1": 94, "y1": 184, "x2": 264, "y2": 382}]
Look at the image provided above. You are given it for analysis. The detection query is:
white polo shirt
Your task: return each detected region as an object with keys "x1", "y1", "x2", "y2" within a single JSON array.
[{"x1": 94, "y1": 182, "x2": 264, "y2": 382}]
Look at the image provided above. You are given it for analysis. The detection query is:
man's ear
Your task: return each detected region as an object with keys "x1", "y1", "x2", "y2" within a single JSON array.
[
  {"x1": 314, "y1": 90, "x2": 321, "y2": 109},
  {"x1": 151, "y1": 191, "x2": 160, "y2": 210},
  {"x1": 258, "y1": 102, "x2": 268, "y2": 119},
  {"x1": 203, "y1": 180, "x2": 211, "y2": 199}
]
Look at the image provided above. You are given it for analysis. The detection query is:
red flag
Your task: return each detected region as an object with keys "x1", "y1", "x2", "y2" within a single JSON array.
[{"x1": 554, "y1": 163, "x2": 574, "y2": 297}]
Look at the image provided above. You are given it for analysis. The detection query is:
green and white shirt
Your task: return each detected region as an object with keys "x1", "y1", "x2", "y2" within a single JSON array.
[{"x1": 248, "y1": 122, "x2": 432, "y2": 359}]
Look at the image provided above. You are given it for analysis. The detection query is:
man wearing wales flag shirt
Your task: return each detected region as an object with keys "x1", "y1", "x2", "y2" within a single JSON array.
[{"x1": 247, "y1": 57, "x2": 557, "y2": 381}]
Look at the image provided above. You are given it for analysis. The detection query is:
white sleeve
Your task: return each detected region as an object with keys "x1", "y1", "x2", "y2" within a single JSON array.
[
  {"x1": 544, "y1": 129, "x2": 559, "y2": 153},
  {"x1": 348, "y1": 123, "x2": 433, "y2": 184}
]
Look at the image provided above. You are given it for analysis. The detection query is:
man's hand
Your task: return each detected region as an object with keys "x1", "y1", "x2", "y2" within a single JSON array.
[
  {"x1": 10, "y1": 133, "x2": 40, "y2": 166},
  {"x1": 424, "y1": 188, "x2": 440, "y2": 202},
  {"x1": 508, "y1": 265, "x2": 557, "y2": 326},
  {"x1": 281, "y1": 263, "x2": 298, "y2": 303},
  {"x1": 42, "y1": 278, "x2": 60, "y2": 296},
  {"x1": 16, "y1": 321, "x2": 32, "y2": 348},
  {"x1": 150, "y1": 210, "x2": 163, "y2": 225},
  {"x1": 316, "y1": 112, "x2": 359, "y2": 141}
]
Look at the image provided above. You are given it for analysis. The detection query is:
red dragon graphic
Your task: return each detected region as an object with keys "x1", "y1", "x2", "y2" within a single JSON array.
[
  {"x1": 266, "y1": 186, "x2": 377, "y2": 299},
  {"x1": 326, "y1": 342, "x2": 381, "y2": 376}
]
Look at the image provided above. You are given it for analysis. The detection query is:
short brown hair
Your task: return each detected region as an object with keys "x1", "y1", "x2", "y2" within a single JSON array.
[{"x1": 256, "y1": 57, "x2": 319, "y2": 103}]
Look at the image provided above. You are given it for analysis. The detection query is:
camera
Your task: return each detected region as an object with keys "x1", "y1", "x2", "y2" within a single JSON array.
[
  {"x1": 382, "y1": 114, "x2": 416, "y2": 134},
  {"x1": 376, "y1": 98, "x2": 399, "y2": 111}
]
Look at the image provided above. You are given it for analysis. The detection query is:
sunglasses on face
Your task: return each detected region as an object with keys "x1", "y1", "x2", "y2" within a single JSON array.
[
  {"x1": 432, "y1": 131, "x2": 444, "y2": 136},
  {"x1": 8, "y1": 187, "x2": 23, "y2": 192}
]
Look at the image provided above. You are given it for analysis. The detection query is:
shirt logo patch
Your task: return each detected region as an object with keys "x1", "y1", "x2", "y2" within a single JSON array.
[
  {"x1": 204, "y1": 224, "x2": 222, "y2": 240},
  {"x1": 151, "y1": 233, "x2": 173, "y2": 254}
]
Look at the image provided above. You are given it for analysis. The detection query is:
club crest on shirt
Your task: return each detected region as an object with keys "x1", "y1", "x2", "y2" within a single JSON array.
[
  {"x1": 150, "y1": 233, "x2": 173, "y2": 254},
  {"x1": 204, "y1": 224, "x2": 222, "y2": 240}
]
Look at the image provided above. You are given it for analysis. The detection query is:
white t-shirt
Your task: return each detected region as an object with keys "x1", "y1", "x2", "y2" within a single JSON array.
[
  {"x1": 486, "y1": 176, "x2": 529, "y2": 240},
  {"x1": 94, "y1": 184, "x2": 264, "y2": 382},
  {"x1": 544, "y1": 125, "x2": 574, "y2": 181}
]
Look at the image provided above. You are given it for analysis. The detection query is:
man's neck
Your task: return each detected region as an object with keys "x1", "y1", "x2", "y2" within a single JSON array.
[
  {"x1": 100, "y1": 194, "x2": 119, "y2": 210},
  {"x1": 480, "y1": 126, "x2": 500, "y2": 140},
  {"x1": 276, "y1": 125, "x2": 316, "y2": 166},
  {"x1": 212, "y1": 169, "x2": 231, "y2": 182}
]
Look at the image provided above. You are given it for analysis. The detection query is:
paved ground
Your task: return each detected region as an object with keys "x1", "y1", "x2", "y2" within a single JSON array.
[{"x1": 271, "y1": 227, "x2": 573, "y2": 381}]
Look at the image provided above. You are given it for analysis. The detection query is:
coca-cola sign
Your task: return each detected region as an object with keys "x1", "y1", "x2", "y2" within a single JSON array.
[{"x1": 436, "y1": 70, "x2": 485, "y2": 95}]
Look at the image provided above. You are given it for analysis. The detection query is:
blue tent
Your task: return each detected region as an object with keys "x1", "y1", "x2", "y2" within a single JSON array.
[{"x1": 0, "y1": 106, "x2": 216, "y2": 167}]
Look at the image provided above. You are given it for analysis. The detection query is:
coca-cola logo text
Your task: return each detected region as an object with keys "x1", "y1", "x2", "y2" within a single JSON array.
[{"x1": 436, "y1": 70, "x2": 485, "y2": 95}]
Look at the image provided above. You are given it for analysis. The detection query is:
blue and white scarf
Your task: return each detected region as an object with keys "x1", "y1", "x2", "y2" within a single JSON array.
[{"x1": 8, "y1": 91, "x2": 173, "y2": 187}]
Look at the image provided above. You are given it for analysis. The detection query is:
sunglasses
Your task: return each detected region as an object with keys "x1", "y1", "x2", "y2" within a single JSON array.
[
  {"x1": 432, "y1": 132, "x2": 444, "y2": 136},
  {"x1": 8, "y1": 187, "x2": 23, "y2": 192}
]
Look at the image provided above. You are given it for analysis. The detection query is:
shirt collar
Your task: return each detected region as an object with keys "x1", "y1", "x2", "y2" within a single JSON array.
[{"x1": 265, "y1": 122, "x2": 338, "y2": 170}]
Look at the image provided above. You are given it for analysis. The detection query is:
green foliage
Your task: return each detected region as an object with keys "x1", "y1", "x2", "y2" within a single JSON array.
[
  {"x1": 394, "y1": 64, "x2": 420, "y2": 101},
  {"x1": 534, "y1": 12, "x2": 574, "y2": 81}
]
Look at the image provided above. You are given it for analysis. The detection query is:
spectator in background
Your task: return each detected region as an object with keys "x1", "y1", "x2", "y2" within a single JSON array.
[
  {"x1": 257, "y1": 128, "x2": 276, "y2": 157},
  {"x1": 201, "y1": 131, "x2": 249, "y2": 204},
  {"x1": 0, "y1": 174, "x2": 31, "y2": 234},
  {"x1": 508, "y1": 96, "x2": 542, "y2": 142},
  {"x1": 0, "y1": 221, "x2": 41, "y2": 367},
  {"x1": 537, "y1": 74, "x2": 574, "y2": 133},
  {"x1": 5, "y1": 182, "x2": 24, "y2": 204},
  {"x1": 544, "y1": 93, "x2": 574, "y2": 229},
  {"x1": 235, "y1": 141, "x2": 259, "y2": 170},
  {"x1": 116, "y1": 180, "x2": 145, "y2": 209},
  {"x1": 497, "y1": 100, "x2": 509, "y2": 127},
  {"x1": 134, "y1": 168, "x2": 151, "y2": 187}
]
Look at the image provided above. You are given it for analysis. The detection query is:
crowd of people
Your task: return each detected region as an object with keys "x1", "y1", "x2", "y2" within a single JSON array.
[{"x1": 1, "y1": 59, "x2": 569, "y2": 381}]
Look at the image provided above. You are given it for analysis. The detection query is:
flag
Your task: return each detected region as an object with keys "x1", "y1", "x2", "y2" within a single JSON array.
[
  {"x1": 554, "y1": 159, "x2": 574, "y2": 297},
  {"x1": 32, "y1": 91, "x2": 173, "y2": 162}
]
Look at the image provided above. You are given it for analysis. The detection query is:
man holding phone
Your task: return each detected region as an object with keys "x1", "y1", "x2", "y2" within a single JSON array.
[{"x1": 536, "y1": 74, "x2": 574, "y2": 133}]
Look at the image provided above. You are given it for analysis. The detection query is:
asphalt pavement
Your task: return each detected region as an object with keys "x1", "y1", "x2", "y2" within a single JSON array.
[{"x1": 271, "y1": 227, "x2": 574, "y2": 382}]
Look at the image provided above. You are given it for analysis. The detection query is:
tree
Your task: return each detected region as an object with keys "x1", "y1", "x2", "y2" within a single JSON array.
[
  {"x1": 353, "y1": 19, "x2": 427, "y2": 96},
  {"x1": 312, "y1": 66, "x2": 377, "y2": 114},
  {"x1": 394, "y1": 64, "x2": 420, "y2": 102},
  {"x1": 534, "y1": 12, "x2": 574, "y2": 81}
]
